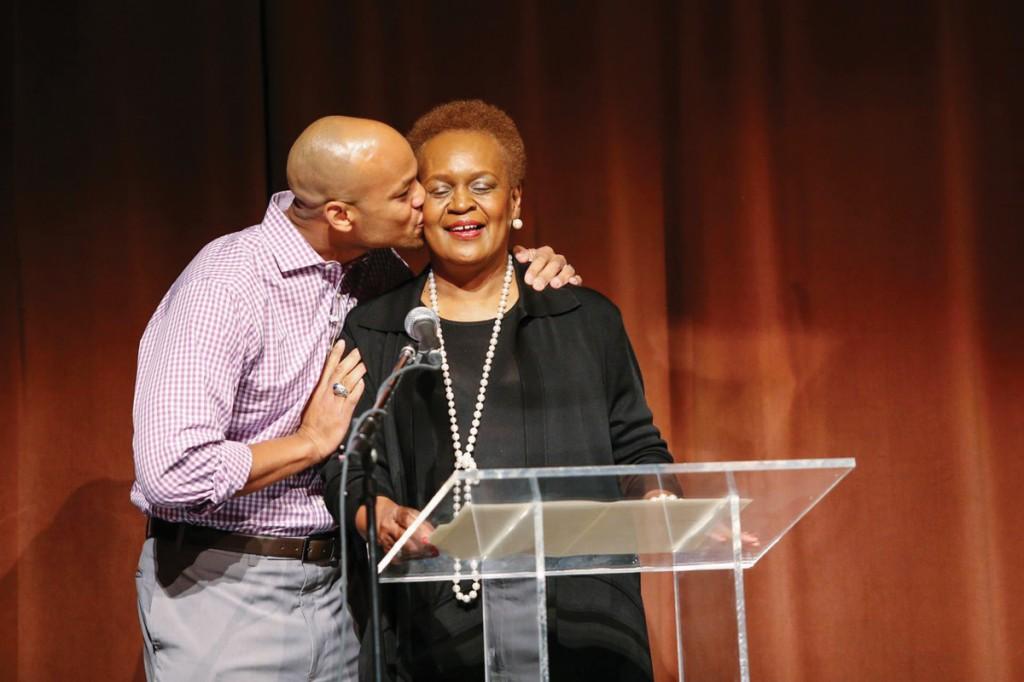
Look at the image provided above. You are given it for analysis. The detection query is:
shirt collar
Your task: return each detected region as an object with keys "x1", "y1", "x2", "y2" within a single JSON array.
[{"x1": 260, "y1": 191, "x2": 328, "y2": 274}]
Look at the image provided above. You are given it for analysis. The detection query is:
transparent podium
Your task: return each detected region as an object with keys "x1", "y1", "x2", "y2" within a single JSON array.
[{"x1": 378, "y1": 459, "x2": 854, "y2": 681}]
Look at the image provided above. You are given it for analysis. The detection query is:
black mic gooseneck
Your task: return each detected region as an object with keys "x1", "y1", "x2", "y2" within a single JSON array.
[{"x1": 341, "y1": 305, "x2": 445, "y2": 681}]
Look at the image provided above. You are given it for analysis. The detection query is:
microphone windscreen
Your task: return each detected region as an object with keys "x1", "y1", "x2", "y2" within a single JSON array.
[{"x1": 404, "y1": 306, "x2": 440, "y2": 341}]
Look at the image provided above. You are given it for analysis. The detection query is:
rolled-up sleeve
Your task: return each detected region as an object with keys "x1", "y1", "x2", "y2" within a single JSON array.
[{"x1": 132, "y1": 277, "x2": 255, "y2": 513}]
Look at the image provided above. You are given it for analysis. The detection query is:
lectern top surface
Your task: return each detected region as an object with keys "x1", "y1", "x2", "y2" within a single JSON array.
[
  {"x1": 453, "y1": 458, "x2": 856, "y2": 481},
  {"x1": 378, "y1": 458, "x2": 855, "y2": 581}
]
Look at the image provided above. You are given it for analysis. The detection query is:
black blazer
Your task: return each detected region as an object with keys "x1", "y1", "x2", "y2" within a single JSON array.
[{"x1": 322, "y1": 259, "x2": 671, "y2": 680}]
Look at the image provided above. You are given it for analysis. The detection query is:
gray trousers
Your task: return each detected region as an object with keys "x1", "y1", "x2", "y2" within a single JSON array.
[{"x1": 135, "y1": 537, "x2": 359, "y2": 681}]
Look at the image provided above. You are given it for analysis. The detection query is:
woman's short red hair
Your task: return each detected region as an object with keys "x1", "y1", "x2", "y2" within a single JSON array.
[{"x1": 407, "y1": 99, "x2": 526, "y2": 185}]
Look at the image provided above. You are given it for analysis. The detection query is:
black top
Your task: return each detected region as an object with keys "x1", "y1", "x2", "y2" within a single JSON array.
[
  {"x1": 402, "y1": 306, "x2": 529, "y2": 679},
  {"x1": 436, "y1": 303, "x2": 526, "y2": 478},
  {"x1": 322, "y1": 259, "x2": 670, "y2": 681}
]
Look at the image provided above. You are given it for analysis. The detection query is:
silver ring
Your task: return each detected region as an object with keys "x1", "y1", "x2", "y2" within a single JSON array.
[{"x1": 332, "y1": 382, "x2": 349, "y2": 398}]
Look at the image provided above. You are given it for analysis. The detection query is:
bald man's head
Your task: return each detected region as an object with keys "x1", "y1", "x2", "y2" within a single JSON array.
[
  {"x1": 284, "y1": 115, "x2": 425, "y2": 258},
  {"x1": 287, "y1": 115, "x2": 409, "y2": 206}
]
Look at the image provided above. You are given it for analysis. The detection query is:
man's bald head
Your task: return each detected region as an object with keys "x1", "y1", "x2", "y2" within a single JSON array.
[
  {"x1": 286, "y1": 115, "x2": 412, "y2": 208},
  {"x1": 283, "y1": 115, "x2": 425, "y2": 262}
]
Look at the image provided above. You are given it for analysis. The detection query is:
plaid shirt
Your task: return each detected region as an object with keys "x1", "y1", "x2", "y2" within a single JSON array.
[{"x1": 131, "y1": 191, "x2": 411, "y2": 535}]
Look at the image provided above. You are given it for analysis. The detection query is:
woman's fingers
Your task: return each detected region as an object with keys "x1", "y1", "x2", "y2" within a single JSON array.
[{"x1": 377, "y1": 506, "x2": 437, "y2": 557}]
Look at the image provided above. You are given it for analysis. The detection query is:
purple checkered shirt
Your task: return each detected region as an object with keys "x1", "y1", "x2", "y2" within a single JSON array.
[{"x1": 131, "y1": 191, "x2": 411, "y2": 536}]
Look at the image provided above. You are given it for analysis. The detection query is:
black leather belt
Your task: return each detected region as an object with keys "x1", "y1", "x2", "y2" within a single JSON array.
[{"x1": 147, "y1": 517, "x2": 339, "y2": 564}]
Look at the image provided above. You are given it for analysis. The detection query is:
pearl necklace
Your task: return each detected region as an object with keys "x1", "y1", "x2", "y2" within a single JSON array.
[{"x1": 427, "y1": 254, "x2": 514, "y2": 603}]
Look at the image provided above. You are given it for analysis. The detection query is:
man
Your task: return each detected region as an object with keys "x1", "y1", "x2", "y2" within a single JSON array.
[{"x1": 131, "y1": 116, "x2": 578, "y2": 681}]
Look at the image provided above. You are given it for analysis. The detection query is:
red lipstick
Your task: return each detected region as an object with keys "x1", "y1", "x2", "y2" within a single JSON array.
[{"x1": 444, "y1": 220, "x2": 485, "y2": 240}]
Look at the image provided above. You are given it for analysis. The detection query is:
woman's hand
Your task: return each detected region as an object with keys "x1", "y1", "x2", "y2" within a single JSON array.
[
  {"x1": 365, "y1": 497, "x2": 438, "y2": 559},
  {"x1": 708, "y1": 525, "x2": 761, "y2": 548},
  {"x1": 513, "y1": 245, "x2": 582, "y2": 290}
]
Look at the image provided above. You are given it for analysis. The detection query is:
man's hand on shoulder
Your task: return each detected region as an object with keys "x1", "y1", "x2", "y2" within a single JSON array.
[{"x1": 512, "y1": 245, "x2": 583, "y2": 291}]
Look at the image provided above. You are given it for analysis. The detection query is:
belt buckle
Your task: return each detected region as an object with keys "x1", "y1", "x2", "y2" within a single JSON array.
[
  {"x1": 329, "y1": 534, "x2": 341, "y2": 563},
  {"x1": 300, "y1": 535, "x2": 313, "y2": 563}
]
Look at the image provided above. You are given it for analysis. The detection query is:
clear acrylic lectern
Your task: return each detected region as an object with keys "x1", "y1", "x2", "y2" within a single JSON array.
[{"x1": 377, "y1": 459, "x2": 854, "y2": 681}]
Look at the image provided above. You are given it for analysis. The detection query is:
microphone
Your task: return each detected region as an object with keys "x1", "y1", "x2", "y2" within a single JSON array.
[{"x1": 404, "y1": 306, "x2": 443, "y2": 367}]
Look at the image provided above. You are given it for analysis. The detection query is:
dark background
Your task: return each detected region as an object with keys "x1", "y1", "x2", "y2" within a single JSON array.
[{"x1": 4, "y1": 1, "x2": 1022, "y2": 679}]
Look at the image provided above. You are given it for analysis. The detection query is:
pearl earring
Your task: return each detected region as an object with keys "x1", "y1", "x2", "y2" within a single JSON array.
[{"x1": 511, "y1": 218, "x2": 524, "y2": 230}]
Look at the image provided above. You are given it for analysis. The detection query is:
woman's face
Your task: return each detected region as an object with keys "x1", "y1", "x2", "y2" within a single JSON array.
[{"x1": 418, "y1": 130, "x2": 521, "y2": 272}]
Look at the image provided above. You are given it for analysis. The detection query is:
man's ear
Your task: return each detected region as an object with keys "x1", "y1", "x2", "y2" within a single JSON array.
[{"x1": 324, "y1": 200, "x2": 356, "y2": 233}]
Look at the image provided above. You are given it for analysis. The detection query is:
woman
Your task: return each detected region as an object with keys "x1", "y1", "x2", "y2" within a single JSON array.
[{"x1": 323, "y1": 100, "x2": 671, "y2": 681}]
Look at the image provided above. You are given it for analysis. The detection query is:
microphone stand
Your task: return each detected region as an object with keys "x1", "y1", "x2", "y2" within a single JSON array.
[{"x1": 344, "y1": 344, "x2": 437, "y2": 682}]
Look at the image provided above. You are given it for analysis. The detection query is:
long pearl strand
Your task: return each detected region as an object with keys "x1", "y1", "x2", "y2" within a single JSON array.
[{"x1": 427, "y1": 254, "x2": 514, "y2": 603}]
